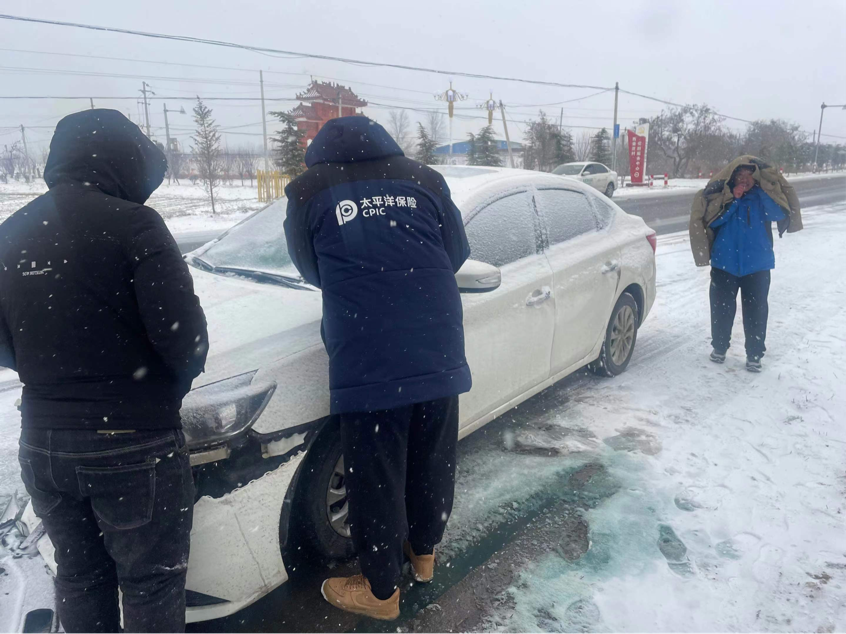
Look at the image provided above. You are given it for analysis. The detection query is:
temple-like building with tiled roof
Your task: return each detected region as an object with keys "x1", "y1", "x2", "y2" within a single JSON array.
[{"x1": 291, "y1": 80, "x2": 367, "y2": 144}]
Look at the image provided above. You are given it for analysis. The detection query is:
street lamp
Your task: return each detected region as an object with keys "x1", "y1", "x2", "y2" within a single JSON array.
[{"x1": 814, "y1": 102, "x2": 846, "y2": 170}]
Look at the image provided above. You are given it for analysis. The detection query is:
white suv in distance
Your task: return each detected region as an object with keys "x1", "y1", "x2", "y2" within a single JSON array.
[{"x1": 553, "y1": 162, "x2": 618, "y2": 198}]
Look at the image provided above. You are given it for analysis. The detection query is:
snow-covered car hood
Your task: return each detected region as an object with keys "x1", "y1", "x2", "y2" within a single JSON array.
[{"x1": 188, "y1": 267, "x2": 324, "y2": 386}]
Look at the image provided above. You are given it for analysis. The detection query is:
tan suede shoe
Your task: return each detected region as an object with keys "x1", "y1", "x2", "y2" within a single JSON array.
[
  {"x1": 404, "y1": 542, "x2": 435, "y2": 583},
  {"x1": 320, "y1": 574, "x2": 400, "y2": 621}
]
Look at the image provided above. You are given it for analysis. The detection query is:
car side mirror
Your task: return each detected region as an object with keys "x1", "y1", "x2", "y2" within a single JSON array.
[{"x1": 456, "y1": 259, "x2": 501, "y2": 293}]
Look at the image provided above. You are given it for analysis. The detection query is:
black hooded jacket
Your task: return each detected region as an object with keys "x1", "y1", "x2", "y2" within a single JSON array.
[{"x1": 0, "y1": 109, "x2": 208, "y2": 430}]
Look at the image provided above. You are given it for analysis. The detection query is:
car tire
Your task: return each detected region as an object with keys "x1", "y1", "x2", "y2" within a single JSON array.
[
  {"x1": 293, "y1": 418, "x2": 355, "y2": 561},
  {"x1": 604, "y1": 182, "x2": 615, "y2": 198},
  {"x1": 589, "y1": 292, "x2": 638, "y2": 377}
]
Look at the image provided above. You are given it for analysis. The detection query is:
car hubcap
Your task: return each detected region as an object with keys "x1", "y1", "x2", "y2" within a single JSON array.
[
  {"x1": 326, "y1": 455, "x2": 351, "y2": 538},
  {"x1": 609, "y1": 305, "x2": 636, "y2": 366}
]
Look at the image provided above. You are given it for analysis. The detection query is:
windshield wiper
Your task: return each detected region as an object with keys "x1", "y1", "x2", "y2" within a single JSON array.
[
  {"x1": 212, "y1": 266, "x2": 314, "y2": 291},
  {"x1": 190, "y1": 256, "x2": 215, "y2": 272}
]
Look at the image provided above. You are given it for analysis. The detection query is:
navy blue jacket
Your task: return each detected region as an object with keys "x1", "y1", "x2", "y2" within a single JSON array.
[
  {"x1": 709, "y1": 186, "x2": 786, "y2": 277},
  {"x1": 283, "y1": 117, "x2": 472, "y2": 414}
]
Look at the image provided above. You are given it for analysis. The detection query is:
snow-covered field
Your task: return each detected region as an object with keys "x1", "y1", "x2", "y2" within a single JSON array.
[
  {"x1": 0, "y1": 181, "x2": 267, "y2": 235},
  {"x1": 1, "y1": 201, "x2": 844, "y2": 632},
  {"x1": 614, "y1": 170, "x2": 846, "y2": 198}
]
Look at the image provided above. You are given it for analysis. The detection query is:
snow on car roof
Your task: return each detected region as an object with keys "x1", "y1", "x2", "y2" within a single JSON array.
[{"x1": 432, "y1": 165, "x2": 590, "y2": 214}]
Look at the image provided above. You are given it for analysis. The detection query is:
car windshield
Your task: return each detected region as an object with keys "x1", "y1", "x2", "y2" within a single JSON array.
[
  {"x1": 196, "y1": 200, "x2": 299, "y2": 278},
  {"x1": 553, "y1": 164, "x2": 585, "y2": 176}
]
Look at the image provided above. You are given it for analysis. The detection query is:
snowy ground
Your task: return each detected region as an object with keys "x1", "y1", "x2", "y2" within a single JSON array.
[
  {"x1": 2, "y1": 202, "x2": 845, "y2": 632},
  {"x1": 614, "y1": 170, "x2": 845, "y2": 199},
  {"x1": 0, "y1": 181, "x2": 266, "y2": 235},
  {"x1": 424, "y1": 202, "x2": 846, "y2": 632}
]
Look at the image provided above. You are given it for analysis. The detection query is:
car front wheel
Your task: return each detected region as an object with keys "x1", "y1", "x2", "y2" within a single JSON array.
[
  {"x1": 605, "y1": 182, "x2": 615, "y2": 198},
  {"x1": 293, "y1": 418, "x2": 355, "y2": 561},
  {"x1": 590, "y1": 292, "x2": 638, "y2": 377}
]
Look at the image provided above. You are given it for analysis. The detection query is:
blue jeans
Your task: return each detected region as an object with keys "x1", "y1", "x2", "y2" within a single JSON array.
[{"x1": 18, "y1": 429, "x2": 194, "y2": 633}]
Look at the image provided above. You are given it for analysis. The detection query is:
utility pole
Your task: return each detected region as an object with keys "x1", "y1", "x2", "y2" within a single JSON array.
[
  {"x1": 499, "y1": 101, "x2": 515, "y2": 169},
  {"x1": 559, "y1": 107, "x2": 564, "y2": 133},
  {"x1": 338, "y1": 90, "x2": 343, "y2": 118},
  {"x1": 90, "y1": 98, "x2": 95, "y2": 110},
  {"x1": 20, "y1": 125, "x2": 31, "y2": 180},
  {"x1": 814, "y1": 102, "x2": 846, "y2": 170},
  {"x1": 611, "y1": 82, "x2": 619, "y2": 173},
  {"x1": 260, "y1": 71, "x2": 269, "y2": 172},
  {"x1": 163, "y1": 103, "x2": 172, "y2": 159},
  {"x1": 139, "y1": 82, "x2": 153, "y2": 137}
]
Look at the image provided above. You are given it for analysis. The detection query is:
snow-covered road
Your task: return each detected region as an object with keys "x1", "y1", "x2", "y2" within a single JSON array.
[{"x1": 470, "y1": 203, "x2": 846, "y2": 632}]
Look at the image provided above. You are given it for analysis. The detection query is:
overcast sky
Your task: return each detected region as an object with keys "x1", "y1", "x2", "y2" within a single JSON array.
[{"x1": 1, "y1": 0, "x2": 844, "y2": 156}]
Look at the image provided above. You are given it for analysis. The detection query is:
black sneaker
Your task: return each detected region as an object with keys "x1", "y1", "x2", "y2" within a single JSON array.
[
  {"x1": 710, "y1": 350, "x2": 726, "y2": 364},
  {"x1": 746, "y1": 357, "x2": 762, "y2": 372}
]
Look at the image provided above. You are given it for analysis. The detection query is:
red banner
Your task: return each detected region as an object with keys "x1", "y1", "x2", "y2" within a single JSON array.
[{"x1": 627, "y1": 123, "x2": 649, "y2": 184}]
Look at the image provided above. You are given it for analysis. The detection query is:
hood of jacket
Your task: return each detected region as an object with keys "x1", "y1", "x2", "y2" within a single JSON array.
[
  {"x1": 688, "y1": 154, "x2": 803, "y2": 267},
  {"x1": 305, "y1": 116, "x2": 404, "y2": 167},
  {"x1": 44, "y1": 109, "x2": 168, "y2": 205},
  {"x1": 701, "y1": 154, "x2": 768, "y2": 198}
]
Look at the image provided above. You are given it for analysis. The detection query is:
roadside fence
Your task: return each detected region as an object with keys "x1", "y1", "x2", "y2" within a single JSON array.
[{"x1": 257, "y1": 170, "x2": 290, "y2": 202}]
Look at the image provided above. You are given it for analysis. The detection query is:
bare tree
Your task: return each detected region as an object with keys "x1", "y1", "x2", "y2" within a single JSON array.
[
  {"x1": 387, "y1": 110, "x2": 414, "y2": 155},
  {"x1": 574, "y1": 131, "x2": 593, "y2": 161},
  {"x1": 0, "y1": 143, "x2": 24, "y2": 183},
  {"x1": 650, "y1": 104, "x2": 727, "y2": 177},
  {"x1": 236, "y1": 147, "x2": 259, "y2": 186},
  {"x1": 426, "y1": 111, "x2": 447, "y2": 146},
  {"x1": 222, "y1": 149, "x2": 238, "y2": 185},
  {"x1": 191, "y1": 98, "x2": 223, "y2": 215}
]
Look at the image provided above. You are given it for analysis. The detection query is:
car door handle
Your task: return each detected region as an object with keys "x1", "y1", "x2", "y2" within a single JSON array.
[
  {"x1": 602, "y1": 261, "x2": 620, "y2": 274},
  {"x1": 526, "y1": 286, "x2": 552, "y2": 307}
]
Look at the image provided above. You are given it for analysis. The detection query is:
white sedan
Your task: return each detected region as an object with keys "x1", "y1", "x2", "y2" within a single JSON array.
[
  {"x1": 20, "y1": 166, "x2": 656, "y2": 623},
  {"x1": 553, "y1": 161, "x2": 618, "y2": 198}
]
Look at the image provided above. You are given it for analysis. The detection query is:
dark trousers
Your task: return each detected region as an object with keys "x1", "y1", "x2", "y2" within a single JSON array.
[
  {"x1": 18, "y1": 429, "x2": 194, "y2": 633},
  {"x1": 339, "y1": 396, "x2": 459, "y2": 600},
  {"x1": 710, "y1": 268, "x2": 771, "y2": 359}
]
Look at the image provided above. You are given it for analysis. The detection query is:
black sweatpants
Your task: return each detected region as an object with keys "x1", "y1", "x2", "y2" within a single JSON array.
[
  {"x1": 710, "y1": 268, "x2": 771, "y2": 359},
  {"x1": 339, "y1": 396, "x2": 458, "y2": 600}
]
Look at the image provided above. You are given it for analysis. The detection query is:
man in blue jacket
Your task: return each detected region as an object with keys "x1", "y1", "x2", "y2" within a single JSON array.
[
  {"x1": 283, "y1": 116, "x2": 471, "y2": 620},
  {"x1": 708, "y1": 165, "x2": 786, "y2": 372}
]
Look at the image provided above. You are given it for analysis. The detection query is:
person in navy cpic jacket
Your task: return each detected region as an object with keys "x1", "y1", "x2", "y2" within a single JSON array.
[{"x1": 283, "y1": 116, "x2": 471, "y2": 620}]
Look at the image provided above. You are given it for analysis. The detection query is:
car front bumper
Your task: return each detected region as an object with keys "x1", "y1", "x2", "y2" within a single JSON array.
[{"x1": 14, "y1": 451, "x2": 306, "y2": 627}]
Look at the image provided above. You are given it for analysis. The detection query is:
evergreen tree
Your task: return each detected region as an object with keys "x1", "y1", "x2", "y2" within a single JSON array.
[
  {"x1": 553, "y1": 128, "x2": 575, "y2": 166},
  {"x1": 590, "y1": 128, "x2": 612, "y2": 166},
  {"x1": 269, "y1": 112, "x2": 306, "y2": 178},
  {"x1": 469, "y1": 126, "x2": 503, "y2": 167},
  {"x1": 465, "y1": 132, "x2": 478, "y2": 166},
  {"x1": 414, "y1": 123, "x2": 439, "y2": 165},
  {"x1": 191, "y1": 97, "x2": 222, "y2": 215}
]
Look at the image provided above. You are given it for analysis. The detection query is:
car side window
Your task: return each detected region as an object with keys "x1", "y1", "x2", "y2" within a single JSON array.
[
  {"x1": 534, "y1": 188, "x2": 598, "y2": 245},
  {"x1": 582, "y1": 164, "x2": 595, "y2": 175},
  {"x1": 465, "y1": 191, "x2": 537, "y2": 267},
  {"x1": 589, "y1": 194, "x2": 616, "y2": 230},
  {"x1": 593, "y1": 164, "x2": 609, "y2": 174}
]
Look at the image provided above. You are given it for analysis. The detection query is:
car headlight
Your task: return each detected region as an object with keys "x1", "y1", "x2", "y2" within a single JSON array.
[{"x1": 181, "y1": 371, "x2": 276, "y2": 455}]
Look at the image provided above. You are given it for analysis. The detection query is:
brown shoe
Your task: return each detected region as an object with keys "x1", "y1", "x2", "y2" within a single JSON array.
[
  {"x1": 404, "y1": 542, "x2": 435, "y2": 583},
  {"x1": 320, "y1": 574, "x2": 400, "y2": 621}
]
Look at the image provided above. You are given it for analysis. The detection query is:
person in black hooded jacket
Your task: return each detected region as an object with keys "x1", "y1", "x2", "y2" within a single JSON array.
[
  {"x1": 0, "y1": 109, "x2": 208, "y2": 633},
  {"x1": 284, "y1": 116, "x2": 471, "y2": 620}
]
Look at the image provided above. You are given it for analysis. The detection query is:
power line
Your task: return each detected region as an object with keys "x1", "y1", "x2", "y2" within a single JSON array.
[
  {"x1": 0, "y1": 13, "x2": 613, "y2": 92},
  {"x1": 0, "y1": 95, "x2": 299, "y2": 102}
]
